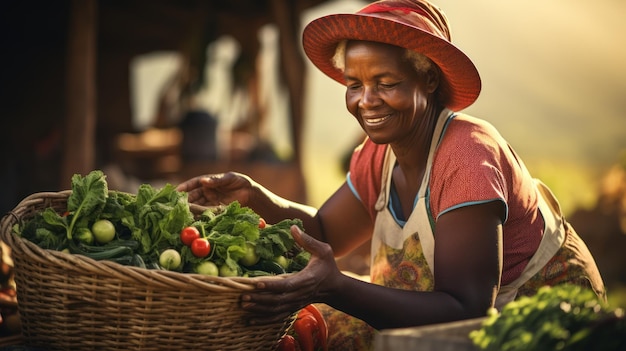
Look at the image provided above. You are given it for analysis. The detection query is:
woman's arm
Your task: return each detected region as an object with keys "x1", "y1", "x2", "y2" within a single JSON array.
[
  {"x1": 242, "y1": 200, "x2": 504, "y2": 330},
  {"x1": 316, "y1": 182, "x2": 374, "y2": 257},
  {"x1": 330, "y1": 200, "x2": 504, "y2": 328},
  {"x1": 177, "y1": 171, "x2": 320, "y2": 235},
  {"x1": 176, "y1": 173, "x2": 373, "y2": 254}
]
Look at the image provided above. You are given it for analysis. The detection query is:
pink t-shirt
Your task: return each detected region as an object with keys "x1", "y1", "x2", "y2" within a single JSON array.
[{"x1": 348, "y1": 114, "x2": 543, "y2": 285}]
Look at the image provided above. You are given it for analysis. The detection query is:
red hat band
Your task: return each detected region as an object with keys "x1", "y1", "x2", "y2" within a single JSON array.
[{"x1": 358, "y1": 3, "x2": 451, "y2": 42}]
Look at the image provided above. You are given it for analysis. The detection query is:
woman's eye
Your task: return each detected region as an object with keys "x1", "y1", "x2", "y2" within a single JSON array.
[{"x1": 380, "y1": 82, "x2": 397, "y2": 89}]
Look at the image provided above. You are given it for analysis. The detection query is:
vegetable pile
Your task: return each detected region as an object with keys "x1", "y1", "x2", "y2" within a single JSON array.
[
  {"x1": 469, "y1": 284, "x2": 625, "y2": 351},
  {"x1": 13, "y1": 170, "x2": 310, "y2": 277}
]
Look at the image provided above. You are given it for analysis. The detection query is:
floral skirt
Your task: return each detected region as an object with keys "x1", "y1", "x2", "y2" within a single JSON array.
[{"x1": 517, "y1": 221, "x2": 606, "y2": 301}]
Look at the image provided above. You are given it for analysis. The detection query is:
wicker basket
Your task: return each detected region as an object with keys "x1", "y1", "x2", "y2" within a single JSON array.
[{"x1": 0, "y1": 191, "x2": 296, "y2": 350}]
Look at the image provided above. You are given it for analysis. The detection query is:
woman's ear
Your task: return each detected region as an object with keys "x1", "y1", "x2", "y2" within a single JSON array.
[{"x1": 425, "y1": 66, "x2": 440, "y2": 94}]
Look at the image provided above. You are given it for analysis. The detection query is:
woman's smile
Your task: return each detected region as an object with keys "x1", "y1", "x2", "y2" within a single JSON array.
[
  {"x1": 343, "y1": 40, "x2": 434, "y2": 144},
  {"x1": 362, "y1": 113, "x2": 392, "y2": 127}
]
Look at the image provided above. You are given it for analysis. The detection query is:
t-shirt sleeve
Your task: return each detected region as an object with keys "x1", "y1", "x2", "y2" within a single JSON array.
[
  {"x1": 429, "y1": 118, "x2": 510, "y2": 221},
  {"x1": 348, "y1": 138, "x2": 387, "y2": 221}
]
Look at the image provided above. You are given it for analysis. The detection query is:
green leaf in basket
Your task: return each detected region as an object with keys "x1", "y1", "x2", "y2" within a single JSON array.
[
  {"x1": 206, "y1": 201, "x2": 262, "y2": 243},
  {"x1": 256, "y1": 218, "x2": 302, "y2": 260},
  {"x1": 66, "y1": 170, "x2": 109, "y2": 240},
  {"x1": 16, "y1": 207, "x2": 68, "y2": 250},
  {"x1": 185, "y1": 202, "x2": 308, "y2": 274},
  {"x1": 100, "y1": 191, "x2": 135, "y2": 222},
  {"x1": 125, "y1": 183, "x2": 194, "y2": 262},
  {"x1": 287, "y1": 250, "x2": 311, "y2": 273}
]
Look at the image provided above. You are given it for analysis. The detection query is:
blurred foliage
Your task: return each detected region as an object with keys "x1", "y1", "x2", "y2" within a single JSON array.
[
  {"x1": 608, "y1": 284, "x2": 626, "y2": 309},
  {"x1": 524, "y1": 158, "x2": 603, "y2": 217}
]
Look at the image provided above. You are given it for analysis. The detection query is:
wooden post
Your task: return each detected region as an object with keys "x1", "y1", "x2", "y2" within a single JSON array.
[
  {"x1": 62, "y1": 0, "x2": 97, "y2": 188},
  {"x1": 270, "y1": 0, "x2": 308, "y2": 202}
]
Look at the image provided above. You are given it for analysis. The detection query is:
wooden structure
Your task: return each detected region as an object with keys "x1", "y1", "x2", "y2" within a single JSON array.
[{"x1": 3, "y1": 0, "x2": 329, "y2": 211}]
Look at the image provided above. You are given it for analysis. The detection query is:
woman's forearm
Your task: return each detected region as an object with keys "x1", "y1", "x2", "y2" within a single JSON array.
[{"x1": 326, "y1": 273, "x2": 484, "y2": 330}]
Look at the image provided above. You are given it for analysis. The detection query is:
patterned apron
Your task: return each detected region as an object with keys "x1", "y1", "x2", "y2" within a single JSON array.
[{"x1": 318, "y1": 110, "x2": 605, "y2": 350}]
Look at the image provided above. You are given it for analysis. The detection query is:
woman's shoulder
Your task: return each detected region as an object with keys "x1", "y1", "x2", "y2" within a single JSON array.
[
  {"x1": 445, "y1": 113, "x2": 503, "y2": 141},
  {"x1": 429, "y1": 113, "x2": 518, "y2": 215},
  {"x1": 430, "y1": 112, "x2": 536, "y2": 218},
  {"x1": 437, "y1": 113, "x2": 510, "y2": 162}
]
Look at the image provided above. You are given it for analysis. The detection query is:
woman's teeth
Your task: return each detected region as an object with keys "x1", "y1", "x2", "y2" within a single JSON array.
[{"x1": 365, "y1": 115, "x2": 390, "y2": 126}]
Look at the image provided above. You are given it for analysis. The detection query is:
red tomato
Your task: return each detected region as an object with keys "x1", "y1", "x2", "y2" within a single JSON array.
[
  {"x1": 180, "y1": 226, "x2": 200, "y2": 246},
  {"x1": 277, "y1": 334, "x2": 299, "y2": 351},
  {"x1": 304, "y1": 304, "x2": 328, "y2": 350},
  {"x1": 191, "y1": 238, "x2": 211, "y2": 258},
  {"x1": 258, "y1": 218, "x2": 267, "y2": 229},
  {"x1": 293, "y1": 312, "x2": 318, "y2": 351}
]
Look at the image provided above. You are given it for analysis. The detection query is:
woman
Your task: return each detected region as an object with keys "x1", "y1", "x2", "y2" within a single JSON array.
[{"x1": 177, "y1": 0, "x2": 605, "y2": 348}]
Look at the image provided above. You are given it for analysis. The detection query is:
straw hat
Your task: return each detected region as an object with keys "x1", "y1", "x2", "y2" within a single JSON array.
[{"x1": 302, "y1": 0, "x2": 481, "y2": 111}]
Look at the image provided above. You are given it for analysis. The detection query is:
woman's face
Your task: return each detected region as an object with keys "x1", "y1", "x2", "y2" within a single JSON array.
[{"x1": 344, "y1": 41, "x2": 438, "y2": 145}]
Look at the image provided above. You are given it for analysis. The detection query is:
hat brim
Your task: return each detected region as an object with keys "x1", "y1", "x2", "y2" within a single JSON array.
[{"x1": 302, "y1": 13, "x2": 481, "y2": 111}]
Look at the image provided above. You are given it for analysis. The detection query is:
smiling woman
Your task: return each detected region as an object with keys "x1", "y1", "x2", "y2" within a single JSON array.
[
  {"x1": 342, "y1": 41, "x2": 438, "y2": 148},
  {"x1": 303, "y1": 0, "x2": 626, "y2": 212},
  {"x1": 176, "y1": 1, "x2": 607, "y2": 349}
]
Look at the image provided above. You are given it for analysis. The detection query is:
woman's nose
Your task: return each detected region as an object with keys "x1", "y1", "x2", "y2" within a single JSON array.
[{"x1": 359, "y1": 87, "x2": 381, "y2": 109}]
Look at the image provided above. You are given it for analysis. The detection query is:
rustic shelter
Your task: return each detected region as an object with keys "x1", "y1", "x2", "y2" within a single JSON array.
[{"x1": 2, "y1": 0, "x2": 332, "y2": 214}]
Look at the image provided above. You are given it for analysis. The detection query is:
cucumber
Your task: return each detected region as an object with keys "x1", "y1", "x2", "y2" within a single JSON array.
[
  {"x1": 246, "y1": 259, "x2": 286, "y2": 275},
  {"x1": 77, "y1": 239, "x2": 139, "y2": 253},
  {"x1": 130, "y1": 254, "x2": 146, "y2": 269},
  {"x1": 107, "y1": 255, "x2": 135, "y2": 266},
  {"x1": 243, "y1": 270, "x2": 274, "y2": 277},
  {"x1": 68, "y1": 240, "x2": 134, "y2": 260},
  {"x1": 147, "y1": 262, "x2": 164, "y2": 270}
]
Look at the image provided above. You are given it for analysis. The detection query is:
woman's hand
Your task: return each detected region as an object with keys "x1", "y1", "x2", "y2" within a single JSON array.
[
  {"x1": 240, "y1": 225, "x2": 342, "y2": 325},
  {"x1": 176, "y1": 172, "x2": 254, "y2": 206}
]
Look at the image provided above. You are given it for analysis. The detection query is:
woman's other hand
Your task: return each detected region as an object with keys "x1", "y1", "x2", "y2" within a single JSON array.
[
  {"x1": 176, "y1": 172, "x2": 254, "y2": 206},
  {"x1": 240, "y1": 225, "x2": 341, "y2": 325}
]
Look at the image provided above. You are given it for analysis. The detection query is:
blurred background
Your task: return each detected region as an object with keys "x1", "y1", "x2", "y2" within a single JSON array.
[{"x1": 1, "y1": 0, "x2": 625, "y2": 304}]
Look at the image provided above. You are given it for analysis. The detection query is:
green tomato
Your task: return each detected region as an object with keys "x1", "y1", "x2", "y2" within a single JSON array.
[
  {"x1": 239, "y1": 242, "x2": 260, "y2": 266},
  {"x1": 92, "y1": 219, "x2": 116, "y2": 244},
  {"x1": 76, "y1": 227, "x2": 94, "y2": 245},
  {"x1": 159, "y1": 249, "x2": 182, "y2": 270},
  {"x1": 273, "y1": 255, "x2": 290, "y2": 269},
  {"x1": 195, "y1": 261, "x2": 219, "y2": 276},
  {"x1": 219, "y1": 263, "x2": 241, "y2": 277}
]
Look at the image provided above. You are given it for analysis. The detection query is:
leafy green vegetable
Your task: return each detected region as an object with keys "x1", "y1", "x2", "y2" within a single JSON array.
[
  {"x1": 15, "y1": 208, "x2": 68, "y2": 250},
  {"x1": 288, "y1": 250, "x2": 311, "y2": 272},
  {"x1": 125, "y1": 183, "x2": 194, "y2": 263},
  {"x1": 66, "y1": 170, "x2": 109, "y2": 240},
  {"x1": 256, "y1": 218, "x2": 301, "y2": 260},
  {"x1": 180, "y1": 201, "x2": 306, "y2": 275},
  {"x1": 16, "y1": 171, "x2": 109, "y2": 247},
  {"x1": 16, "y1": 170, "x2": 310, "y2": 276},
  {"x1": 470, "y1": 284, "x2": 625, "y2": 351},
  {"x1": 204, "y1": 201, "x2": 261, "y2": 242}
]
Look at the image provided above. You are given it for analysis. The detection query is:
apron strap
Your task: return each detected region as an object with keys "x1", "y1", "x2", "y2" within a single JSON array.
[
  {"x1": 411, "y1": 110, "x2": 454, "y2": 274},
  {"x1": 371, "y1": 109, "x2": 454, "y2": 273},
  {"x1": 495, "y1": 179, "x2": 566, "y2": 308}
]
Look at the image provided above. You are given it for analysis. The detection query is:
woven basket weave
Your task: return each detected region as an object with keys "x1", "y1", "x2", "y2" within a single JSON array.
[{"x1": 0, "y1": 191, "x2": 295, "y2": 350}]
